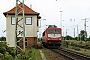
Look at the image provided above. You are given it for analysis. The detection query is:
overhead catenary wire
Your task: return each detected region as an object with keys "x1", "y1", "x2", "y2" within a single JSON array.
[
  {"x1": 46, "y1": 0, "x2": 68, "y2": 27},
  {"x1": 60, "y1": 0, "x2": 67, "y2": 9},
  {"x1": 63, "y1": 19, "x2": 84, "y2": 37}
]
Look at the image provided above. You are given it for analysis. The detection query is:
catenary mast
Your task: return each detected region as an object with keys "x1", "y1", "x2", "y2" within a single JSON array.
[{"x1": 15, "y1": 0, "x2": 25, "y2": 53}]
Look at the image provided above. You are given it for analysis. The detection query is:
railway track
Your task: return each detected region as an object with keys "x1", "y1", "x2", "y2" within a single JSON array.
[{"x1": 51, "y1": 48, "x2": 90, "y2": 60}]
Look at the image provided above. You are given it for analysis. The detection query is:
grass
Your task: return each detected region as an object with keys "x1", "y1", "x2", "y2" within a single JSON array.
[
  {"x1": 31, "y1": 48, "x2": 42, "y2": 60},
  {"x1": 61, "y1": 45, "x2": 90, "y2": 56},
  {"x1": 62, "y1": 40, "x2": 90, "y2": 56},
  {"x1": 66, "y1": 40, "x2": 90, "y2": 46},
  {"x1": 13, "y1": 47, "x2": 42, "y2": 60},
  {"x1": 42, "y1": 49, "x2": 50, "y2": 60}
]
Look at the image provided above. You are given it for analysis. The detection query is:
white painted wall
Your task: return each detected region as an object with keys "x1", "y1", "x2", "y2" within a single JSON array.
[{"x1": 6, "y1": 15, "x2": 39, "y2": 47}]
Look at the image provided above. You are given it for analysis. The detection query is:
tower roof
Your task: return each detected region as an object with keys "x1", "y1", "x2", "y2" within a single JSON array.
[{"x1": 3, "y1": 3, "x2": 41, "y2": 18}]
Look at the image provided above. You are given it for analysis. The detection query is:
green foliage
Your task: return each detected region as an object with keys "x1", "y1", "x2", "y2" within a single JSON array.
[
  {"x1": 0, "y1": 42, "x2": 42, "y2": 60},
  {"x1": 72, "y1": 47, "x2": 80, "y2": 51},
  {"x1": 31, "y1": 48, "x2": 42, "y2": 60},
  {"x1": 0, "y1": 37, "x2": 6, "y2": 41},
  {"x1": 87, "y1": 36, "x2": 90, "y2": 41},
  {"x1": 63, "y1": 30, "x2": 89, "y2": 41},
  {"x1": 65, "y1": 35, "x2": 73, "y2": 40},
  {"x1": 0, "y1": 42, "x2": 16, "y2": 59},
  {"x1": 0, "y1": 53, "x2": 4, "y2": 60},
  {"x1": 0, "y1": 42, "x2": 7, "y2": 54},
  {"x1": 78, "y1": 30, "x2": 87, "y2": 41},
  {"x1": 4, "y1": 54, "x2": 13, "y2": 60}
]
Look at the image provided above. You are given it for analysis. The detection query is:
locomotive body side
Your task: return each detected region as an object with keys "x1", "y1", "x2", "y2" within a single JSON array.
[
  {"x1": 42, "y1": 30, "x2": 47, "y2": 47},
  {"x1": 42, "y1": 27, "x2": 62, "y2": 48}
]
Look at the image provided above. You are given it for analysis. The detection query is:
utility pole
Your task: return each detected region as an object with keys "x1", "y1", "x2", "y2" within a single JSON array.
[
  {"x1": 82, "y1": 18, "x2": 88, "y2": 41},
  {"x1": 74, "y1": 28, "x2": 75, "y2": 39},
  {"x1": 60, "y1": 11, "x2": 62, "y2": 28},
  {"x1": 84, "y1": 18, "x2": 87, "y2": 41},
  {"x1": 63, "y1": 31, "x2": 64, "y2": 40},
  {"x1": 70, "y1": 19, "x2": 75, "y2": 39},
  {"x1": 62, "y1": 25, "x2": 64, "y2": 40},
  {"x1": 66, "y1": 29, "x2": 68, "y2": 40},
  {"x1": 15, "y1": 0, "x2": 25, "y2": 54},
  {"x1": 77, "y1": 24, "x2": 79, "y2": 41},
  {"x1": 74, "y1": 19, "x2": 75, "y2": 39}
]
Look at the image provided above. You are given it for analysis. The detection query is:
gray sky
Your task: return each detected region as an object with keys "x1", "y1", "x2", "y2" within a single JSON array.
[{"x1": 0, "y1": 0, "x2": 90, "y2": 37}]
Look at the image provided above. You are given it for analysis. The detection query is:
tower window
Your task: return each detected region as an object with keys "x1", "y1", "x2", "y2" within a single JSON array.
[
  {"x1": 11, "y1": 17, "x2": 15, "y2": 25},
  {"x1": 25, "y1": 17, "x2": 32, "y2": 25}
]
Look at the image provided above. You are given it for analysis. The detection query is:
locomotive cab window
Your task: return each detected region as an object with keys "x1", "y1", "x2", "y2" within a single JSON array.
[
  {"x1": 48, "y1": 30, "x2": 61, "y2": 34},
  {"x1": 48, "y1": 30, "x2": 54, "y2": 33},
  {"x1": 55, "y1": 30, "x2": 61, "y2": 34}
]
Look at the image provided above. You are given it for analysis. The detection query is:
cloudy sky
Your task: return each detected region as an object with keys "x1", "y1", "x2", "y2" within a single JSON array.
[{"x1": 0, "y1": 0, "x2": 90, "y2": 37}]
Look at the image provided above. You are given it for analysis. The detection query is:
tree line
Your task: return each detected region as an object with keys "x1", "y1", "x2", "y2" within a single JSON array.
[{"x1": 62, "y1": 30, "x2": 90, "y2": 41}]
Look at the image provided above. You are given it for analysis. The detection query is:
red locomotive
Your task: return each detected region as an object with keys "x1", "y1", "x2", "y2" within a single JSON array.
[{"x1": 42, "y1": 25, "x2": 62, "y2": 48}]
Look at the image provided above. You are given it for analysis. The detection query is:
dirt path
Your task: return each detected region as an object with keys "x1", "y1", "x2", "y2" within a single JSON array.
[{"x1": 39, "y1": 49, "x2": 47, "y2": 60}]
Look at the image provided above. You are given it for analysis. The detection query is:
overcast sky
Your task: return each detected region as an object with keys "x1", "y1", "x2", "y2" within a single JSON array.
[{"x1": 0, "y1": 0, "x2": 90, "y2": 37}]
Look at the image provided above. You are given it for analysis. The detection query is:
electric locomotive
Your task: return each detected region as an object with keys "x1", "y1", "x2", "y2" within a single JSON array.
[{"x1": 42, "y1": 25, "x2": 62, "y2": 48}]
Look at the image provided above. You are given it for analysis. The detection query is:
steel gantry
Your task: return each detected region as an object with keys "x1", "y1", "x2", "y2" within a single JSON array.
[{"x1": 15, "y1": 0, "x2": 25, "y2": 53}]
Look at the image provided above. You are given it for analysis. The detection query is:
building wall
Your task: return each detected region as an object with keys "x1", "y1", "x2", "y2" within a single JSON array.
[
  {"x1": 6, "y1": 15, "x2": 39, "y2": 47},
  {"x1": 26, "y1": 37, "x2": 37, "y2": 46},
  {"x1": 18, "y1": 37, "x2": 37, "y2": 48}
]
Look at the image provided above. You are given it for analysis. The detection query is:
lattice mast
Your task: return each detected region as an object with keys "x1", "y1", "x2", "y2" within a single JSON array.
[{"x1": 15, "y1": 0, "x2": 25, "y2": 52}]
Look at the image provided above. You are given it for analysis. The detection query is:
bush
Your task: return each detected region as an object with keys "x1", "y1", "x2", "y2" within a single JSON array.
[
  {"x1": 0, "y1": 42, "x2": 42, "y2": 60},
  {"x1": 0, "y1": 42, "x2": 15, "y2": 59},
  {"x1": 4, "y1": 54, "x2": 13, "y2": 60}
]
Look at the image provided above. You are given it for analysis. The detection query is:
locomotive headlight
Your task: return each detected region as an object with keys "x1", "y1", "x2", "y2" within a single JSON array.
[
  {"x1": 48, "y1": 38, "x2": 50, "y2": 40},
  {"x1": 58, "y1": 38, "x2": 61, "y2": 40}
]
